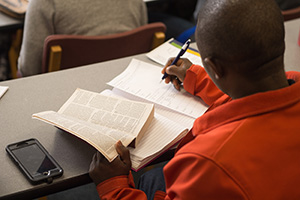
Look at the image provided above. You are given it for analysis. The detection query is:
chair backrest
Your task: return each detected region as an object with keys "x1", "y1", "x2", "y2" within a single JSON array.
[
  {"x1": 282, "y1": 6, "x2": 300, "y2": 21},
  {"x1": 42, "y1": 22, "x2": 166, "y2": 73}
]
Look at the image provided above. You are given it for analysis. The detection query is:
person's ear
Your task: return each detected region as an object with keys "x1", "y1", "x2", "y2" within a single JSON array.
[{"x1": 204, "y1": 57, "x2": 223, "y2": 80}]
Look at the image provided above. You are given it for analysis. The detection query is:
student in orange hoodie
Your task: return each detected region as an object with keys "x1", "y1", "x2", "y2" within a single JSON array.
[{"x1": 89, "y1": 0, "x2": 300, "y2": 199}]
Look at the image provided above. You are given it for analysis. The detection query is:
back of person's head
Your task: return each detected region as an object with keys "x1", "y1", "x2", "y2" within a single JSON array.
[{"x1": 196, "y1": 0, "x2": 285, "y2": 78}]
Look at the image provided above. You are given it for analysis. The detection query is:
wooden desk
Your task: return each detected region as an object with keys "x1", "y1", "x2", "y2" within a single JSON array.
[{"x1": 0, "y1": 54, "x2": 154, "y2": 200}]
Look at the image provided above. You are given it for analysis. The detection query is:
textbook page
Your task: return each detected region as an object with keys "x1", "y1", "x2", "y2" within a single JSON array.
[
  {"x1": 0, "y1": 86, "x2": 8, "y2": 99},
  {"x1": 101, "y1": 89, "x2": 189, "y2": 171},
  {"x1": 146, "y1": 38, "x2": 203, "y2": 66},
  {"x1": 33, "y1": 111, "x2": 135, "y2": 162},
  {"x1": 107, "y1": 88, "x2": 195, "y2": 129},
  {"x1": 107, "y1": 59, "x2": 208, "y2": 119},
  {"x1": 33, "y1": 88, "x2": 154, "y2": 162}
]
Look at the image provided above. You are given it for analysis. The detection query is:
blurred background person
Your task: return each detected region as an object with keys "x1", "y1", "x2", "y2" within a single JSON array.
[
  {"x1": 18, "y1": 0, "x2": 147, "y2": 77},
  {"x1": 276, "y1": 0, "x2": 300, "y2": 10}
]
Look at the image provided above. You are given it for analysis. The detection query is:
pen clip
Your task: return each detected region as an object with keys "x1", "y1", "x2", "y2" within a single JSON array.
[{"x1": 181, "y1": 39, "x2": 191, "y2": 53}]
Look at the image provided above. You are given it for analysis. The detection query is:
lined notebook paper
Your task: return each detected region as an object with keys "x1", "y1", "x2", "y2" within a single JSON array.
[
  {"x1": 107, "y1": 59, "x2": 208, "y2": 119},
  {"x1": 101, "y1": 89, "x2": 189, "y2": 171}
]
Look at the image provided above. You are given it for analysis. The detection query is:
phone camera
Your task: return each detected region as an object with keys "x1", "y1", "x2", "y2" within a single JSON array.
[{"x1": 43, "y1": 171, "x2": 50, "y2": 176}]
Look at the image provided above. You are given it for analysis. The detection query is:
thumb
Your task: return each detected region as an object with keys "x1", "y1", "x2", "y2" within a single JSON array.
[
  {"x1": 166, "y1": 65, "x2": 184, "y2": 81},
  {"x1": 115, "y1": 141, "x2": 131, "y2": 165}
]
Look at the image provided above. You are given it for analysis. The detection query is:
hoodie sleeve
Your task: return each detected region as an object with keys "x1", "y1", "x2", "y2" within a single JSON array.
[
  {"x1": 183, "y1": 64, "x2": 225, "y2": 106},
  {"x1": 96, "y1": 171, "x2": 166, "y2": 200}
]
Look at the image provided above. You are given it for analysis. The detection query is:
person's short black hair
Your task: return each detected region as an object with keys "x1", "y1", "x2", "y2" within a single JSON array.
[{"x1": 196, "y1": 0, "x2": 285, "y2": 73}]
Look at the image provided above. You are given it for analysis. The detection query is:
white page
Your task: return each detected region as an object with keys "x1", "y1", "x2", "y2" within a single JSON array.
[
  {"x1": 100, "y1": 89, "x2": 188, "y2": 170},
  {"x1": 33, "y1": 89, "x2": 154, "y2": 162},
  {"x1": 107, "y1": 59, "x2": 208, "y2": 119},
  {"x1": 146, "y1": 38, "x2": 203, "y2": 66},
  {"x1": 109, "y1": 88, "x2": 195, "y2": 129},
  {"x1": 57, "y1": 88, "x2": 154, "y2": 140},
  {"x1": 33, "y1": 110, "x2": 135, "y2": 162},
  {"x1": 0, "y1": 86, "x2": 8, "y2": 99},
  {"x1": 128, "y1": 113, "x2": 188, "y2": 158},
  {"x1": 102, "y1": 88, "x2": 194, "y2": 131}
]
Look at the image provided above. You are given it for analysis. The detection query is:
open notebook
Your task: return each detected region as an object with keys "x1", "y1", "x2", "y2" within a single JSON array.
[{"x1": 106, "y1": 59, "x2": 209, "y2": 170}]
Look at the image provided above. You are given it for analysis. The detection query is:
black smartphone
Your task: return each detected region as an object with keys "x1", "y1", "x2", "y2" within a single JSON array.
[{"x1": 6, "y1": 138, "x2": 63, "y2": 184}]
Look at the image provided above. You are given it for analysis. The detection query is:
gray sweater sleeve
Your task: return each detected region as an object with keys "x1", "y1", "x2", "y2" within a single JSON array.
[
  {"x1": 18, "y1": 0, "x2": 55, "y2": 76},
  {"x1": 18, "y1": 0, "x2": 148, "y2": 77}
]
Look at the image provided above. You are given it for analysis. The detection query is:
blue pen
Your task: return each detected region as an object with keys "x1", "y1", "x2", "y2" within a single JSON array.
[{"x1": 161, "y1": 39, "x2": 191, "y2": 80}]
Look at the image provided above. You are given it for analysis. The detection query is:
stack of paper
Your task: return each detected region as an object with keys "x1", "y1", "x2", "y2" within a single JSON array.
[{"x1": 146, "y1": 38, "x2": 203, "y2": 66}]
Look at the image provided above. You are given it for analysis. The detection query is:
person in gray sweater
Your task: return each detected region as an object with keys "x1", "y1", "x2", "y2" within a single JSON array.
[{"x1": 18, "y1": 0, "x2": 147, "y2": 77}]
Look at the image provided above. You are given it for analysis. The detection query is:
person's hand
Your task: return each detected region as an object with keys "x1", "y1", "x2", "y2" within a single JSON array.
[
  {"x1": 162, "y1": 58, "x2": 193, "y2": 90},
  {"x1": 89, "y1": 141, "x2": 131, "y2": 186}
]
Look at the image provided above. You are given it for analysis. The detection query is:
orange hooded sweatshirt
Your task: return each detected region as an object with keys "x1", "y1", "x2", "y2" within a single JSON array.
[{"x1": 97, "y1": 65, "x2": 300, "y2": 200}]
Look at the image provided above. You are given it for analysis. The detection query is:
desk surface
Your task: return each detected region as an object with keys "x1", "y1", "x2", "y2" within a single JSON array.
[
  {"x1": 0, "y1": 18, "x2": 299, "y2": 200},
  {"x1": 0, "y1": 54, "x2": 153, "y2": 199},
  {"x1": 0, "y1": 12, "x2": 23, "y2": 31}
]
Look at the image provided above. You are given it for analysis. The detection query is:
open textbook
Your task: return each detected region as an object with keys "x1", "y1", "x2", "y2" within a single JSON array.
[
  {"x1": 32, "y1": 88, "x2": 155, "y2": 162},
  {"x1": 101, "y1": 89, "x2": 190, "y2": 171},
  {"x1": 107, "y1": 59, "x2": 209, "y2": 170}
]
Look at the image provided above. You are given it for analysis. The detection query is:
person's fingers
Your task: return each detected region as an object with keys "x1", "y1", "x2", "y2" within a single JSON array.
[
  {"x1": 165, "y1": 65, "x2": 178, "y2": 75},
  {"x1": 92, "y1": 152, "x2": 97, "y2": 162},
  {"x1": 162, "y1": 58, "x2": 190, "y2": 85},
  {"x1": 172, "y1": 78, "x2": 181, "y2": 91},
  {"x1": 89, "y1": 152, "x2": 98, "y2": 172},
  {"x1": 96, "y1": 151, "x2": 103, "y2": 162},
  {"x1": 166, "y1": 65, "x2": 184, "y2": 81},
  {"x1": 115, "y1": 141, "x2": 131, "y2": 165},
  {"x1": 164, "y1": 75, "x2": 171, "y2": 84},
  {"x1": 162, "y1": 57, "x2": 176, "y2": 74}
]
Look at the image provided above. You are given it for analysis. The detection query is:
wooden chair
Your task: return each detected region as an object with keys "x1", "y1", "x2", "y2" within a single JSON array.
[
  {"x1": 282, "y1": 6, "x2": 300, "y2": 21},
  {"x1": 8, "y1": 29, "x2": 23, "y2": 79},
  {"x1": 42, "y1": 22, "x2": 166, "y2": 73}
]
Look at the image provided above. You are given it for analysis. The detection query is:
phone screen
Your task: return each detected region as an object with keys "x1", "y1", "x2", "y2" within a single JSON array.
[
  {"x1": 7, "y1": 138, "x2": 63, "y2": 184},
  {"x1": 11, "y1": 144, "x2": 57, "y2": 177}
]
